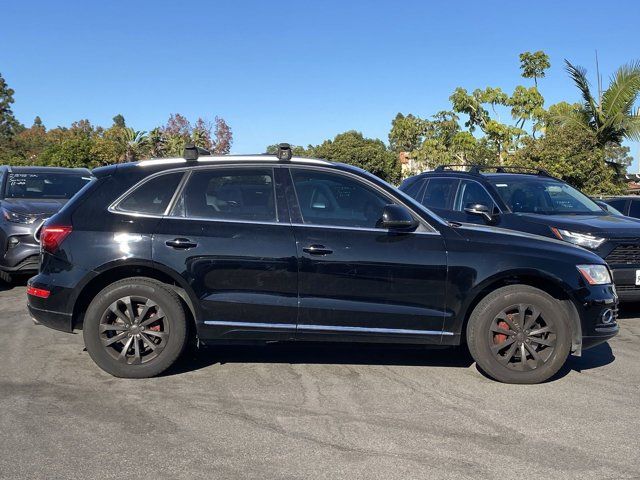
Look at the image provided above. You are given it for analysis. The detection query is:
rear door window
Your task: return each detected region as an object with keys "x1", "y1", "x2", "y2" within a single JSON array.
[
  {"x1": 421, "y1": 178, "x2": 459, "y2": 210},
  {"x1": 172, "y1": 168, "x2": 277, "y2": 222},
  {"x1": 115, "y1": 172, "x2": 183, "y2": 215}
]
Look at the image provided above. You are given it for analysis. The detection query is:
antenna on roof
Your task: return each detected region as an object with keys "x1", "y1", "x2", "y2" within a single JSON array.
[
  {"x1": 183, "y1": 143, "x2": 211, "y2": 161},
  {"x1": 276, "y1": 143, "x2": 293, "y2": 162}
]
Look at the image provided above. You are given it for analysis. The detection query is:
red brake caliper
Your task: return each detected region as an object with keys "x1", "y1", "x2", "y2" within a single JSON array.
[{"x1": 493, "y1": 320, "x2": 510, "y2": 345}]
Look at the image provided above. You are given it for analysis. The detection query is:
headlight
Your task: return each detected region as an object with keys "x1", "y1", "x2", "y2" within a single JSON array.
[
  {"x1": 551, "y1": 227, "x2": 605, "y2": 249},
  {"x1": 577, "y1": 264, "x2": 612, "y2": 285},
  {"x1": 1, "y1": 207, "x2": 37, "y2": 224}
]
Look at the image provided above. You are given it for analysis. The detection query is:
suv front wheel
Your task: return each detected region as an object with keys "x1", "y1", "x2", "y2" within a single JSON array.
[
  {"x1": 466, "y1": 285, "x2": 571, "y2": 384},
  {"x1": 83, "y1": 277, "x2": 188, "y2": 378}
]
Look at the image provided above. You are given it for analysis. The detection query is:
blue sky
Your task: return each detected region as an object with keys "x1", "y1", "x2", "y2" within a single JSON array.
[{"x1": 2, "y1": 0, "x2": 640, "y2": 169}]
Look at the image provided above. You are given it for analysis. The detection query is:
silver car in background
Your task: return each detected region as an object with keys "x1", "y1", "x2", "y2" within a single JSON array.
[{"x1": 0, "y1": 166, "x2": 93, "y2": 283}]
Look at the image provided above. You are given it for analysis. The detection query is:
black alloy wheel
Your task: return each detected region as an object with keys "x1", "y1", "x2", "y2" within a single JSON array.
[
  {"x1": 99, "y1": 296, "x2": 169, "y2": 365},
  {"x1": 83, "y1": 277, "x2": 188, "y2": 378},
  {"x1": 489, "y1": 304, "x2": 557, "y2": 371},
  {"x1": 467, "y1": 285, "x2": 571, "y2": 384}
]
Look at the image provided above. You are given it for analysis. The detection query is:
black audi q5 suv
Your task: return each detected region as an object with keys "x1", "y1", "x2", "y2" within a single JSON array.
[{"x1": 27, "y1": 146, "x2": 618, "y2": 383}]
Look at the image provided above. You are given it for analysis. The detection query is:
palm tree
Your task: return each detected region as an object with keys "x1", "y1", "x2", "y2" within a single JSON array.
[
  {"x1": 560, "y1": 59, "x2": 640, "y2": 147},
  {"x1": 122, "y1": 128, "x2": 149, "y2": 162}
]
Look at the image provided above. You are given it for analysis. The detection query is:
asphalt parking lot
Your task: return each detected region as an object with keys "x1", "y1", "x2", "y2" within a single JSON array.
[{"x1": 1, "y1": 280, "x2": 639, "y2": 480}]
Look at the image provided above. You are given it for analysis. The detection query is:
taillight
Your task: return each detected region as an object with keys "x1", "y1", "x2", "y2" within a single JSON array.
[
  {"x1": 27, "y1": 286, "x2": 50, "y2": 298},
  {"x1": 40, "y1": 225, "x2": 72, "y2": 253}
]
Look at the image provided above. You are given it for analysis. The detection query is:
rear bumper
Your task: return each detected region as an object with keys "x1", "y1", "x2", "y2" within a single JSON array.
[{"x1": 28, "y1": 304, "x2": 73, "y2": 333}]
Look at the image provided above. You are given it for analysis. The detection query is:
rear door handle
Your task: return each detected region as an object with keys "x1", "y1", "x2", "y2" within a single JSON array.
[
  {"x1": 165, "y1": 238, "x2": 198, "y2": 249},
  {"x1": 303, "y1": 244, "x2": 333, "y2": 256}
]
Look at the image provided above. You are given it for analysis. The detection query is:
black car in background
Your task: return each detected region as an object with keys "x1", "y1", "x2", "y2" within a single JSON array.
[
  {"x1": 602, "y1": 196, "x2": 640, "y2": 219},
  {"x1": 0, "y1": 166, "x2": 93, "y2": 282},
  {"x1": 400, "y1": 166, "x2": 640, "y2": 302},
  {"x1": 27, "y1": 147, "x2": 618, "y2": 384}
]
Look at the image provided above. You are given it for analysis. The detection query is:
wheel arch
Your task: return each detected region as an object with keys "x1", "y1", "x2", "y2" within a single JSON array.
[
  {"x1": 454, "y1": 269, "x2": 582, "y2": 354},
  {"x1": 71, "y1": 260, "x2": 201, "y2": 336}
]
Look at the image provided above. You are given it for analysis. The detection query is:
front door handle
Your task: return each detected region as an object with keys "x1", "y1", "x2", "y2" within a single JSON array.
[
  {"x1": 165, "y1": 238, "x2": 198, "y2": 249},
  {"x1": 303, "y1": 244, "x2": 333, "y2": 256}
]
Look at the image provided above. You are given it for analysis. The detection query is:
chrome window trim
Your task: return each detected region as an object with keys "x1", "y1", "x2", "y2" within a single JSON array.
[
  {"x1": 107, "y1": 163, "x2": 442, "y2": 236},
  {"x1": 203, "y1": 320, "x2": 452, "y2": 336},
  {"x1": 290, "y1": 223, "x2": 440, "y2": 235}
]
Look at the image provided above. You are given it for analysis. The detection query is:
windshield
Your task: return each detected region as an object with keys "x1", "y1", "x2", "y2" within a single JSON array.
[
  {"x1": 490, "y1": 177, "x2": 603, "y2": 215},
  {"x1": 5, "y1": 172, "x2": 93, "y2": 199}
]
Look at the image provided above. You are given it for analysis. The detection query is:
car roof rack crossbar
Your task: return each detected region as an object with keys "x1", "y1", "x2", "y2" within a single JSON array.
[{"x1": 434, "y1": 164, "x2": 552, "y2": 177}]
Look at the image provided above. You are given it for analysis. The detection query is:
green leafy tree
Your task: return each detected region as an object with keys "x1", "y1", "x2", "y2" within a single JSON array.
[
  {"x1": 147, "y1": 127, "x2": 166, "y2": 158},
  {"x1": 509, "y1": 123, "x2": 625, "y2": 195},
  {"x1": 559, "y1": 59, "x2": 640, "y2": 146},
  {"x1": 0, "y1": 73, "x2": 24, "y2": 142},
  {"x1": 389, "y1": 113, "x2": 426, "y2": 153},
  {"x1": 519, "y1": 51, "x2": 551, "y2": 87},
  {"x1": 265, "y1": 144, "x2": 311, "y2": 156},
  {"x1": 112, "y1": 114, "x2": 126, "y2": 128},
  {"x1": 307, "y1": 131, "x2": 400, "y2": 183},
  {"x1": 122, "y1": 128, "x2": 149, "y2": 162},
  {"x1": 450, "y1": 87, "x2": 526, "y2": 159}
]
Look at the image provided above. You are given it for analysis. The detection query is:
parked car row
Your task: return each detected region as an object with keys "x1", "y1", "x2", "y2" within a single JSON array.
[{"x1": 16, "y1": 146, "x2": 619, "y2": 384}]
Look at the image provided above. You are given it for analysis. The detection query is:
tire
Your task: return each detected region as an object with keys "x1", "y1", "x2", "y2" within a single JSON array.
[
  {"x1": 83, "y1": 277, "x2": 188, "y2": 378},
  {"x1": 466, "y1": 285, "x2": 571, "y2": 384}
]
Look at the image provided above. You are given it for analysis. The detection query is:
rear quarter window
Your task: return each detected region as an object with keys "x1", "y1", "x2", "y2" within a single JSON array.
[{"x1": 115, "y1": 172, "x2": 183, "y2": 216}]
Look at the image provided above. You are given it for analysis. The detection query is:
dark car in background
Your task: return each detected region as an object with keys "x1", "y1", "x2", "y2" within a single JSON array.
[
  {"x1": 400, "y1": 165, "x2": 640, "y2": 302},
  {"x1": 602, "y1": 196, "x2": 640, "y2": 219},
  {"x1": 26, "y1": 147, "x2": 618, "y2": 384},
  {"x1": 0, "y1": 166, "x2": 93, "y2": 282}
]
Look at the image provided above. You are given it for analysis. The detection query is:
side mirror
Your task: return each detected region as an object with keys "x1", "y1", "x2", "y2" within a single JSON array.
[
  {"x1": 464, "y1": 203, "x2": 494, "y2": 222},
  {"x1": 379, "y1": 204, "x2": 419, "y2": 231}
]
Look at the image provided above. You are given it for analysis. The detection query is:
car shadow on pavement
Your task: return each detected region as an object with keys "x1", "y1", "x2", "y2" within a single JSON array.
[
  {"x1": 165, "y1": 343, "x2": 475, "y2": 377},
  {"x1": 163, "y1": 343, "x2": 615, "y2": 382},
  {"x1": 165, "y1": 340, "x2": 616, "y2": 382},
  {"x1": 546, "y1": 342, "x2": 616, "y2": 381}
]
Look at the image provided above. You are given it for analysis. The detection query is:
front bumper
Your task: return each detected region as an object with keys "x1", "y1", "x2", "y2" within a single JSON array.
[
  {"x1": 610, "y1": 266, "x2": 640, "y2": 301},
  {"x1": 577, "y1": 284, "x2": 619, "y2": 352},
  {"x1": 1, "y1": 222, "x2": 42, "y2": 273}
]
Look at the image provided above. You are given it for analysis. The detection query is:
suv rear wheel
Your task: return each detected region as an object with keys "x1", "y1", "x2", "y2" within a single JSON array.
[
  {"x1": 466, "y1": 285, "x2": 571, "y2": 384},
  {"x1": 82, "y1": 277, "x2": 188, "y2": 378}
]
